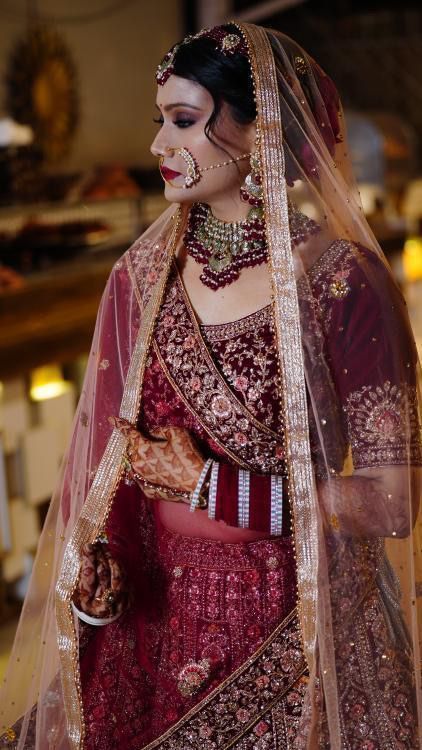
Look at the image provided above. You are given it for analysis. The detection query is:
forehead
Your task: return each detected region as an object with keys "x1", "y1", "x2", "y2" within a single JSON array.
[{"x1": 155, "y1": 75, "x2": 212, "y2": 109}]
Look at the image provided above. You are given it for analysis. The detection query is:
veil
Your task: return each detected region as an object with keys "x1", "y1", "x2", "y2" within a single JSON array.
[{"x1": 0, "y1": 22, "x2": 420, "y2": 750}]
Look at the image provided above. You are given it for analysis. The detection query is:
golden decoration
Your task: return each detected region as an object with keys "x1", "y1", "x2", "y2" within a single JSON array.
[{"x1": 6, "y1": 25, "x2": 79, "y2": 162}]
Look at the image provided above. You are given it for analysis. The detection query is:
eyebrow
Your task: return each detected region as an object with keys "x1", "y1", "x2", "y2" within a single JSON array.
[{"x1": 155, "y1": 102, "x2": 202, "y2": 112}]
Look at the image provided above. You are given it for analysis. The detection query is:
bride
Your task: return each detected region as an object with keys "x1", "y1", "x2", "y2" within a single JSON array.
[{"x1": 1, "y1": 21, "x2": 421, "y2": 750}]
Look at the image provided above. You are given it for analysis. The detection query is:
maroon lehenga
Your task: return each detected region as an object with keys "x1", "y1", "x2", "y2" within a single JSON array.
[
  {"x1": 79, "y1": 242, "x2": 419, "y2": 749},
  {"x1": 80, "y1": 264, "x2": 300, "y2": 749}
]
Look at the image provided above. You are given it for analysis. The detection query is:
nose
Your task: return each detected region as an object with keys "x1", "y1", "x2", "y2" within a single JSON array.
[{"x1": 150, "y1": 131, "x2": 173, "y2": 158}]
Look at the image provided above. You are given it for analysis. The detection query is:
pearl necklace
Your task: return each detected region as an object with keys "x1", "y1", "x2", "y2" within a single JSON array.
[{"x1": 184, "y1": 203, "x2": 267, "y2": 290}]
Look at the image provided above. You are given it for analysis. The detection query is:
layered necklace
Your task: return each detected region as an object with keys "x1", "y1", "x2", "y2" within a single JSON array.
[
  {"x1": 184, "y1": 203, "x2": 267, "y2": 290},
  {"x1": 184, "y1": 201, "x2": 321, "y2": 291}
]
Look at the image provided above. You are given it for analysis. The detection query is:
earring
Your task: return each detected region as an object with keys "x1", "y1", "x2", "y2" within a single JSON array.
[{"x1": 240, "y1": 131, "x2": 263, "y2": 207}]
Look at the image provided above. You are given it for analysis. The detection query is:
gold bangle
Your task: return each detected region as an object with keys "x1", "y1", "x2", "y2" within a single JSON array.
[{"x1": 132, "y1": 472, "x2": 191, "y2": 501}]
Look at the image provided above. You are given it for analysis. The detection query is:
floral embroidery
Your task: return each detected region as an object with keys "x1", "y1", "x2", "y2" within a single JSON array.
[
  {"x1": 344, "y1": 380, "x2": 422, "y2": 467},
  {"x1": 99, "y1": 358, "x2": 110, "y2": 370},
  {"x1": 126, "y1": 233, "x2": 170, "y2": 309},
  {"x1": 329, "y1": 278, "x2": 350, "y2": 299},
  {"x1": 323, "y1": 538, "x2": 420, "y2": 749},
  {"x1": 201, "y1": 303, "x2": 280, "y2": 432},
  {"x1": 152, "y1": 271, "x2": 286, "y2": 474},
  {"x1": 301, "y1": 239, "x2": 357, "y2": 330}
]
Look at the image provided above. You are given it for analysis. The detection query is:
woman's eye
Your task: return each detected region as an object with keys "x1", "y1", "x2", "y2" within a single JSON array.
[
  {"x1": 152, "y1": 116, "x2": 194, "y2": 129},
  {"x1": 174, "y1": 119, "x2": 194, "y2": 128}
]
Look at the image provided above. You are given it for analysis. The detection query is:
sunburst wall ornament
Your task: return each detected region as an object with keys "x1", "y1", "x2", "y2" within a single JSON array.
[{"x1": 6, "y1": 25, "x2": 79, "y2": 162}]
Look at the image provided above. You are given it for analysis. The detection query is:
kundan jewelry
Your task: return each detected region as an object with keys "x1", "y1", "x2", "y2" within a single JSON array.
[
  {"x1": 184, "y1": 200, "x2": 322, "y2": 290},
  {"x1": 159, "y1": 147, "x2": 200, "y2": 188},
  {"x1": 184, "y1": 202, "x2": 267, "y2": 290},
  {"x1": 240, "y1": 128, "x2": 263, "y2": 207},
  {"x1": 156, "y1": 27, "x2": 248, "y2": 86}
]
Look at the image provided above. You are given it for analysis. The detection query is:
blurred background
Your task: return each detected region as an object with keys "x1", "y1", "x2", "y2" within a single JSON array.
[{"x1": 1, "y1": 0, "x2": 422, "y2": 671}]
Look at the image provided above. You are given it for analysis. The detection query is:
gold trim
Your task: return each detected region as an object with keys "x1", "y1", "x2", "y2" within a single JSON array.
[
  {"x1": 55, "y1": 209, "x2": 182, "y2": 748},
  {"x1": 173, "y1": 262, "x2": 282, "y2": 439},
  {"x1": 153, "y1": 340, "x2": 250, "y2": 468},
  {"x1": 141, "y1": 608, "x2": 305, "y2": 750},
  {"x1": 239, "y1": 23, "x2": 318, "y2": 668}
]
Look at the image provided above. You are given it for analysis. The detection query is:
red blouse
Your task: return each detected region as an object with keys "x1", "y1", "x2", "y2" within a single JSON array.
[{"x1": 138, "y1": 240, "x2": 421, "y2": 533}]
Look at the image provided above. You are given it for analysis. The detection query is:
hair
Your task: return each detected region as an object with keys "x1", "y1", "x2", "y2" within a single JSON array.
[
  {"x1": 171, "y1": 23, "x2": 256, "y2": 158},
  {"x1": 165, "y1": 24, "x2": 342, "y2": 182}
]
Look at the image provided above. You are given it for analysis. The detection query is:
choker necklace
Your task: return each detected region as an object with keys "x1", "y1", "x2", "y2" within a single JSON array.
[
  {"x1": 184, "y1": 203, "x2": 267, "y2": 290},
  {"x1": 184, "y1": 201, "x2": 321, "y2": 291}
]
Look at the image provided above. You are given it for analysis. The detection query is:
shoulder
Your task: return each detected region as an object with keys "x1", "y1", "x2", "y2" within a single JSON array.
[
  {"x1": 298, "y1": 238, "x2": 406, "y2": 322},
  {"x1": 301, "y1": 238, "x2": 391, "y2": 294}
]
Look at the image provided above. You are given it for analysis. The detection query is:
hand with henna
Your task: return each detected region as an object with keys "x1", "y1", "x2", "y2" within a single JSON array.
[
  {"x1": 112, "y1": 417, "x2": 205, "y2": 502},
  {"x1": 73, "y1": 540, "x2": 129, "y2": 618}
]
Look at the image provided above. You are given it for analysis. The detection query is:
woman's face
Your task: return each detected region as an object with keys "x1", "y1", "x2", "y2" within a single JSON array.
[{"x1": 150, "y1": 75, "x2": 255, "y2": 208}]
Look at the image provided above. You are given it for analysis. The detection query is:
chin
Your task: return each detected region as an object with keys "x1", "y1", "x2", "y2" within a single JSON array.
[{"x1": 163, "y1": 185, "x2": 196, "y2": 204}]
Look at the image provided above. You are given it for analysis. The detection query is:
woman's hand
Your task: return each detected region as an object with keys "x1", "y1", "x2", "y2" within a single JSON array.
[
  {"x1": 73, "y1": 541, "x2": 128, "y2": 618},
  {"x1": 113, "y1": 418, "x2": 205, "y2": 499},
  {"x1": 318, "y1": 466, "x2": 420, "y2": 538}
]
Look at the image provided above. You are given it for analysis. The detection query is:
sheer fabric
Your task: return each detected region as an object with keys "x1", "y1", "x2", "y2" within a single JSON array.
[{"x1": 0, "y1": 22, "x2": 420, "y2": 750}]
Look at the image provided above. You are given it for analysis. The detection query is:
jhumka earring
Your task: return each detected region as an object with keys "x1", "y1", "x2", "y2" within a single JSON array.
[{"x1": 240, "y1": 130, "x2": 263, "y2": 207}]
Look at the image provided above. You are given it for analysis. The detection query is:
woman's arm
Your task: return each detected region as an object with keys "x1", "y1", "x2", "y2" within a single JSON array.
[{"x1": 318, "y1": 465, "x2": 421, "y2": 538}]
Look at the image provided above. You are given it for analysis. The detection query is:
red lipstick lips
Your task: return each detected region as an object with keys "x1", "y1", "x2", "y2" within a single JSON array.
[{"x1": 160, "y1": 166, "x2": 182, "y2": 181}]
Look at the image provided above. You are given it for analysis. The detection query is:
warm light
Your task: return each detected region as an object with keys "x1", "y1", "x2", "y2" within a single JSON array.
[
  {"x1": 30, "y1": 365, "x2": 72, "y2": 402},
  {"x1": 403, "y1": 237, "x2": 422, "y2": 282}
]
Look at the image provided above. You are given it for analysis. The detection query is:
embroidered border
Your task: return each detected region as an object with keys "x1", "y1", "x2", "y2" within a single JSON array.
[
  {"x1": 240, "y1": 23, "x2": 318, "y2": 671},
  {"x1": 55, "y1": 211, "x2": 182, "y2": 749},
  {"x1": 200, "y1": 303, "x2": 272, "y2": 342},
  {"x1": 153, "y1": 277, "x2": 287, "y2": 474},
  {"x1": 343, "y1": 380, "x2": 422, "y2": 468},
  {"x1": 141, "y1": 609, "x2": 307, "y2": 750}
]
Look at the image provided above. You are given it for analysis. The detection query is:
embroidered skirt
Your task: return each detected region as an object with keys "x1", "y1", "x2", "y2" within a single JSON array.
[{"x1": 81, "y1": 523, "x2": 298, "y2": 749}]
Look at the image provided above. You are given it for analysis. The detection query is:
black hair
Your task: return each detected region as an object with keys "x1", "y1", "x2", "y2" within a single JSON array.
[{"x1": 171, "y1": 24, "x2": 256, "y2": 155}]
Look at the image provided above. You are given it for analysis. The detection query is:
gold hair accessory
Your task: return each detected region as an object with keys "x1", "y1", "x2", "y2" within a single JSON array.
[{"x1": 156, "y1": 27, "x2": 248, "y2": 86}]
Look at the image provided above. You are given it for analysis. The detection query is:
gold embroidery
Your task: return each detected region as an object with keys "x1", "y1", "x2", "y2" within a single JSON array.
[
  {"x1": 154, "y1": 275, "x2": 286, "y2": 474},
  {"x1": 240, "y1": 22, "x2": 317, "y2": 669},
  {"x1": 344, "y1": 380, "x2": 422, "y2": 468},
  {"x1": 141, "y1": 609, "x2": 306, "y2": 750},
  {"x1": 55, "y1": 211, "x2": 182, "y2": 749}
]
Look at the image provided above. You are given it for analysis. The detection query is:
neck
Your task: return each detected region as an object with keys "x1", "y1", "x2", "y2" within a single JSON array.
[{"x1": 206, "y1": 195, "x2": 251, "y2": 223}]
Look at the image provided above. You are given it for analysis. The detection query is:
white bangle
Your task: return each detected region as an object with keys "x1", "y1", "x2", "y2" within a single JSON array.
[
  {"x1": 270, "y1": 474, "x2": 283, "y2": 535},
  {"x1": 190, "y1": 458, "x2": 213, "y2": 512},
  {"x1": 207, "y1": 460, "x2": 220, "y2": 520},
  {"x1": 238, "y1": 469, "x2": 250, "y2": 528},
  {"x1": 71, "y1": 600, "x2": 122, "y2": 627}
]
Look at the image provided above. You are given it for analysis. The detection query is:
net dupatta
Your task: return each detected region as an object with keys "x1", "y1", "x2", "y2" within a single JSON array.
[
  {"x1": 240, "y1": 17, "x2": 319, "y2": 685},
  {"x1": 0, "y1": 22, "x2": 421, "y2": 750},
  {"x1": 239, "y1": 22, "x2": 422, "y2": 749},
  {"x1": 0, "y1": 204, "x2": 187, "y2": 748}
]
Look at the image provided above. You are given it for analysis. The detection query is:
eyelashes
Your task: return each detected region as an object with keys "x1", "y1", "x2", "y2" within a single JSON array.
[{"x1": 153, "y1": 117, "x2": 195, "y2": 129}]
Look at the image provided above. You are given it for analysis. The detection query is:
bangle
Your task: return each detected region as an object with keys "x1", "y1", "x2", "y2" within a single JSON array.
[
  {"x1": 71, "y1": 601, "x2": 122, "y2": 627},
  {"x1": 190, "y1": 458, "x2": 213, "y2": 513},
  {"x1": 132, "y1": 471, "x2": 191, "y2": 501}
]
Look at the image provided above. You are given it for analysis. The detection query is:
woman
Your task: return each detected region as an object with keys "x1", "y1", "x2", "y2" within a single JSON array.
[{"x1": 1, "y1": 22, "x2": 421, "y2": 750}]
